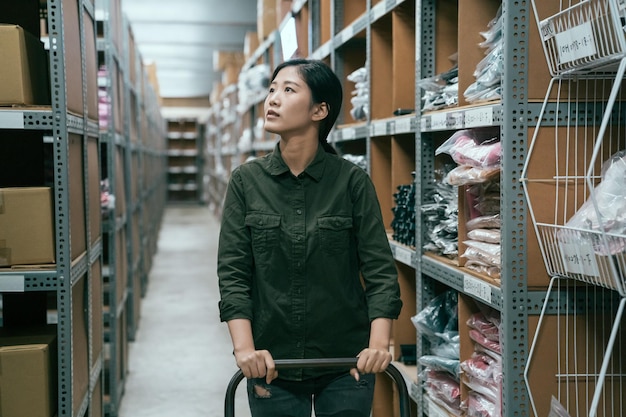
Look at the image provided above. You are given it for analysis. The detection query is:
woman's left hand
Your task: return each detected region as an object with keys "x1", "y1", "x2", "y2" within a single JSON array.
[{"x1": 350, "y1": 347, "x2": 392, "y2": 381}]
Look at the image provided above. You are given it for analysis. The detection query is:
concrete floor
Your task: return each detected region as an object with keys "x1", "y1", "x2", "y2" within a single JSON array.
[{"x1": 118, "y1": 205, "x2": 251, "y2": 417}]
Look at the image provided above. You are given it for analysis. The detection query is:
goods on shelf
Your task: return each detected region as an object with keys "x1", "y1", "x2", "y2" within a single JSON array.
[
  {"x1": 346, "y1": 66, "x2": 368, "y2": 121},
  {"x1": 421, "y1": 168, "x2": 458, "y2": 257},
  {"x1": 417, "y1": 64, "x2": 458, "y2": 111},
  {"x1": 463, "y1": 6, "x2": 503, "y2": 104},
  {"x1": 392, "y1": 179, "x2": 416, "y2": 247},
  {"x1": 413, "y1": 290, "x2": 461, "y2": 416},
  {"x1": 461, "y1": 304, "x2": 503, "y2": 417},
  {"x1": 237, "y1": 64, "x2": 270, "y2": 111},
  {"x1": 342, "y1": 154, "x2": 367, "y2": 171}
]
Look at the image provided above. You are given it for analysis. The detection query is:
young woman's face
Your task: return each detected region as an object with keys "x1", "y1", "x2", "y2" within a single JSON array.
[{"x1": 264, "y1": 65, "x2": 320, "y2": 137}]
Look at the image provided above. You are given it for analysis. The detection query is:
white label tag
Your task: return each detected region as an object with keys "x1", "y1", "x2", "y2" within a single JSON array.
[
  {"x1": 0, "y1": 111, "x2": 25, "y2": 129},
  {"x1": 555, "y1": 21, "x2": 597, "y2": 64},
  {"x1": 394, "y1": 246, "x2": 413, "y2": 266},
  {"x1": 0, "y1": 275, "x2": 26, "y2": 292},
  {"x1": 341, "y1": 26, "x2": 354, "y2": 44},
  {"x1": 420, "y1": 117, "x2": 428, "y2": 131},
  {"x1": 465, "y1": 107, "x2": 494, "y2": 128},
  {"x1": 373, "y1": 122, "x2": 387, "y2": 137},
  {"x1": 395, "y1": 117, "x2": 412, "y2": 134},
  {"x1": 430, "y1": 113, "x2": 448, "y2": 130},
  {"x1": 342, "y1": 128, "x2": 355, "y2": 140},
  {"x1": 464, "y1": 275, "x2": 492, "y2": 304},
  {"x1": 372, "y1": 2, "x2": 385, "y2": 20},
  {"x1": 539, "y1": 19, "x2": 556, "y2": 40},
  {"x1": 559, "y1": 241, "x2": 600, "y2": 277}
]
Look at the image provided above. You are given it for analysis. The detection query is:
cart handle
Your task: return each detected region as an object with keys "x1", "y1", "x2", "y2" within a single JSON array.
[{"x1": 224, "y1": 358, "x2": 411, "y2": 417}]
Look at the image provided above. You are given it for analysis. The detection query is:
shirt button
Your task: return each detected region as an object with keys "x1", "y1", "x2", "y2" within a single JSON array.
[
  {"x1": 296, "y1": 209, "x2": 302, "y2": 215},
  {"x1": 258, "y1": 220, "x2": 263, "y2": 225},
  {"x1": 296, "y1": 235, "x2": 301, "y2": 241}
]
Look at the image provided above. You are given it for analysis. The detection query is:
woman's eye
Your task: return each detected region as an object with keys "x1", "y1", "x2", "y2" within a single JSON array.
[
  {"x1": 285, "y1": 87, "x2": 293, "y2": 92},
  {"x1": 268, "y1": 88, "x2": 275, "y2": 93}
]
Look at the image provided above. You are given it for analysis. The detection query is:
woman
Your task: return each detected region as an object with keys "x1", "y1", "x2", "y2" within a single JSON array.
[{"x1": 218, "y1": 59, "x2": 402, "y2": 417}]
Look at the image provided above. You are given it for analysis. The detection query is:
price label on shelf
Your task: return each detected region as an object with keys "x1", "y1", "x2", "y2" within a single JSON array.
[
  {"x1": 420, "y1": 117, "x2": 428, "y2": 131},
  {"x1": 371, "y1": 2, "x2": 385, "y2": 21},
  {"x1": 465, "y1": 107, "x2": 494, "y2": 128},
  {"x1": 340, "y1": 26, "x2": 354, "y2": 44},
  {"x1": 0, "y1": 111, "x2": 25, "y2": 129},
  {"x1": 342, "y1": 128, "x2": 356, "y2": 140},
  {"x1": 372, "y1": 122, "x2": 387, "y2": 137},
  {"x1": 0, "y1": 275, "x2": 25, "y2": 292},
  {"x1": 394, "y1": 117, "x2": 412, "y2": 134},
  {"x1": 394, "y1": 246, "x2": 413, "y2": 266},
  {"x1": 448, "y1": 112, "x2": 464, "y2": 129},
  {"x1": 555, "y1": 21, "x2": 597, "y2": 64},
  {"x1": 463, "y1": 275, "x2": 492, "y2": 304},
  {"x1": 559, "y1": 241, "x2": 600, "y2": 277},
  {"x1": 430, "y1": 113, "x2": 448, "y2": 130}
]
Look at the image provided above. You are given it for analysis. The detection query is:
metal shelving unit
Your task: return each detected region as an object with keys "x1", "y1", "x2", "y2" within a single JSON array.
[
  {"x1": 0, "y1": 1, "x2": 104, "y2": 417},
  {"x1": 166, "y1": 117, "x2": 205, "y2": 204}
]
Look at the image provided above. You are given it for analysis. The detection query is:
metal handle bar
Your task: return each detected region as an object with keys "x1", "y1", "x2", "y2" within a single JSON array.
[{"x1": 224, "y1": 358, "x2": 411, "y2": 417}]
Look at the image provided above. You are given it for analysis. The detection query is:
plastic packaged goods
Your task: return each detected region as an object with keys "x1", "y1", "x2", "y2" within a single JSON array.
[
  {"x1": 418, "y1": 64, "x2": 459, "y2": 111},
  {"x1": 421, "y1": 369, "x2": 463, "y2": 416},
  {"x1": 548, "y1": 396, "x2": 573, "y2": 417},
  {"x1": 464, "y1": 5, "x2": 503, "y2": 104},
  {"x1": 346, "y1": 67, "x2": 369, "y2": 121},
  {"x1": 436, "y1": 130, "x2": 501, "y2": 168},
  {"x1": 463, "y1": 391, "x2": 498, "y2": 417},
  {"x1": 411, "y1": 290, "x2": 458, "y2": 341},
  {"x1": 562, "y1": 150, "x2": 626, "y2": 255},
  {"x1": 391, "y1": 180, "x2": 416, "y2": 247},
  {"x1": 467, "y1": 229, "x2": 500, "y2": 244},
  {"x1": 419, "y1": 355, "x2": 460, "y2": 376},
  {"x1": 421, "y1": 167, "x2": 458, "y2": 257},
  {"x1": 341, "y1": 154, "x2": 367, "y2": 171},
  {"x1": 466, "y1": 214, "x2": 501, "y2": 231}
]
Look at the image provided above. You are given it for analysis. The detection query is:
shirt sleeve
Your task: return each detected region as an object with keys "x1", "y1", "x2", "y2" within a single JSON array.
[
  {"x1": 350, "y1": 169, "x2": 403, "y2": 321},
  {"x1": 217, "y1": 168, "x2": 254, "y2": 322}
]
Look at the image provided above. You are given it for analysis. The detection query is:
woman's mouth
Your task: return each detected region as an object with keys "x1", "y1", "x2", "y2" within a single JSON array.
[{"x1": 266, "y1": 110, "x2": 279, "y2": 118}]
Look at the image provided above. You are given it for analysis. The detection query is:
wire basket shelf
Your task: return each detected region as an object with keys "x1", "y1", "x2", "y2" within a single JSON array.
[
  {"x1": 533, "y1": 0, "x2": 626, "y2": 78},
  {"x1": 535, "y1": 223, "x2": 626, "y2": 293}
]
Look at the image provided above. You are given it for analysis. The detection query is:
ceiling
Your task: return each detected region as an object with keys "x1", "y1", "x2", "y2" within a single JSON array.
[{"x1": 122, "y1": 0, "x2": 257, "y2": 99}]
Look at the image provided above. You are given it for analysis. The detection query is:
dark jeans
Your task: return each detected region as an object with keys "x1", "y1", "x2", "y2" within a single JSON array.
[{"x1": 246, "y1": 372, "x2": 376, "y2": 417}]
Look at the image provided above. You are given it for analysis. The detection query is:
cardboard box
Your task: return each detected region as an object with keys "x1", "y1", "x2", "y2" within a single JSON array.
[
  {"x1": 257, "y1": 0, "x2": 277, "y2": 42},
  {"x1": 276, "y1": 0, "x2": 293, "y2": 27},
  {"x1": 0, "y1": 331, "x2": 57, "y2": 417},
  {"x1": 244, "y1": 31, "x2": 259, "y2": 60},
  {"x1": 0, "y1": 187, "x2": 55, "y2": 267},
  {"x1": 0, "y1": 24, "x2": 50, "y2": 105},
  {"x1": 213, "y1": 50, "x2": 245, "y2": 72},
  {"x1": 222, "y1": 63, "x2": 241, "y2": 86}
]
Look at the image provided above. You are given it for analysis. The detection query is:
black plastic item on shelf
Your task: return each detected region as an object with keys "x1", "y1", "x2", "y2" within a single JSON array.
[{"x1": 391, "y1": 177, "x2": 416, "y2": 247}]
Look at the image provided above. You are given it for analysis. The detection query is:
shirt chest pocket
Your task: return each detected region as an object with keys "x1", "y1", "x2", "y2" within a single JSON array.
[
  {"x1": 318, "y1": 216, "x2": 353, "y2": 255},
  {"x1": 245, "y1": 213, "x2": 281, "y2": 255}
]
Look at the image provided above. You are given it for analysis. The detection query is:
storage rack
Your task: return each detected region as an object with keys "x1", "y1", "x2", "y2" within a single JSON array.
[
  {"x1": 207, "y1": 0, "x2": 615, "y2": 416},
  {"x1": 0, "y1": 1, "x2": 103, "y2": 416},
  {"x1": 166, "y1": 117, "x2": 205, "y2": 204},
  {"x1": 97, "y1": 1, "x2": 166, "y2": 415}
]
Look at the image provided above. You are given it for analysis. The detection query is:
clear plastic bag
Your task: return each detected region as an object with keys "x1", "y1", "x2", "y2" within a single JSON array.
[
  {"x1": 435, "y1": 130, "x2": 502, "y2": 168},
  {"x1": 466, "y1": 214, "x2": 501, "y2": 231}
]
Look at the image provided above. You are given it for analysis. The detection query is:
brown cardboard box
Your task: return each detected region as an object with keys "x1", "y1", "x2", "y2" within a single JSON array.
[
  {"x1": 257, "y1": 0, "x2": 277, "y2": 42},
  {"x1": 222, "y1": 63, "x2": 241, "y2": 86},
  {"x1": 0, "y1": 331, "x2": 57, "y2": 417},
  {"x1": 0, "y1": 24, "x2": 50, "y2": 105},
  {"x1": 213, "y1": 50, "x2": 245, "y2": 72},
  {"x1": 276, "y1": 0, "x2": 293, "y2": 27},
  {"x1": 0, "y1": 187, "x2": 55, "y2": 267},
  {"x1": 244, "y1": 31, "x2": 260, "y2": 60}
]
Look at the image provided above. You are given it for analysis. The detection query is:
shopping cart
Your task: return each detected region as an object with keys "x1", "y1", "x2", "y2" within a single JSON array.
[{"x1": 224, "y1": 358, "x2": 411, "y2": 417}]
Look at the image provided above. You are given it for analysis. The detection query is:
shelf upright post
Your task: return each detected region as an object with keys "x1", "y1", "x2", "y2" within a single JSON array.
[
  {"x1": 500, "y1": 1, "x2": 530, "y2": 415},
  {"x1": 414, "y1": 0, "x2": 438, "y2": 414}
]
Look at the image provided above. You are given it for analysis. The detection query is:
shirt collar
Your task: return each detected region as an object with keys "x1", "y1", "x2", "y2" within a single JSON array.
[{"x1": 267, "y1": 141, "x2": 327, "y2": 182}]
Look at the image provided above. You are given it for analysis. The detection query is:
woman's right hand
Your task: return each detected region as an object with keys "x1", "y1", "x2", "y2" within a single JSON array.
[{"x1": 234, "y1": 349, "x2": 278, "y2": 383}]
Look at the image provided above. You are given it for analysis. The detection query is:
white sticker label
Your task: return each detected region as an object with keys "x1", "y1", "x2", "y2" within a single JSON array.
[
  {"x1": 395, "y1": 246, "x2": 413, "y2": 266},
  {"x1": 559, "y1": 241, "x2": 600, "y2": 277},
  {"x1": 464, "y1": 275, "x2": 492, "y2": 304},
  {"x1": 420, "y1": 117, "x2": 428, "y2": 131},
  {"x1": 342, "y1": 128, "x2": 356, "y2": 140},
  {"x1": 448, "y1": 112, "x2": 464, "y2": 129},
  {"x1": 341, "y1": 26, "x2": 354, "y2": 44},
  {"x1": 372, "y1": 2, "x2": 385, "y2": 20},
  {"x1": 0, "y1": 275, "x2": 26, "y2": 292},
  {"x1": 395, "y1": 117, "x2": 412, "y2": 134},
  {"x1": 372, "y1": 122, "x2": 387, "y2": 137},
  {"x1": 430, "y1": 113, "x2": 448, "y2": 130},
  {"x1": 539, "y1": 19, "x2": 556, "y2": 40},
  {"x1": 0, "y1": 111, "x2": 25, "y2": 129},
  {"x1": 555, "y1": 21, "x2": 597, "y2": 64},
  {"x1": 465, "y1": 107, "x2": 494, "y2": 128}
]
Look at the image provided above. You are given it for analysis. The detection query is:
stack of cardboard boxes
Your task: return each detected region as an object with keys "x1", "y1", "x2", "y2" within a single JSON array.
[{"x1": 0, "y1": 9, "x2": 58, "y2": 417}]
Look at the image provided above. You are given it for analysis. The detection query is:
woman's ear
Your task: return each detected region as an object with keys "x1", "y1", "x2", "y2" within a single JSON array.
[{"x1": 311, "y1": 102, "x2": 329, "y2": 121}]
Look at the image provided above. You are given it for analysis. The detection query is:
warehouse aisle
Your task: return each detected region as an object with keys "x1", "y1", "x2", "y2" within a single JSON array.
[{"x1": 118, "y1": 205, "x2": 251, "y2": 417}]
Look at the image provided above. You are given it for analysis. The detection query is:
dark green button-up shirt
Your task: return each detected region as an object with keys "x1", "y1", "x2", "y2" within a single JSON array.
[{"x1": 218, "y1": 143, "x2": 402, "y2": 380}]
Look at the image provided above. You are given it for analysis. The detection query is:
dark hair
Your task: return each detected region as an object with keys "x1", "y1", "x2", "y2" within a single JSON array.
[{"x1": 271, "y1": 59, "x2": 342, "y2": 154}]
